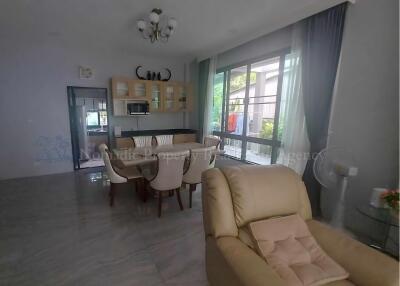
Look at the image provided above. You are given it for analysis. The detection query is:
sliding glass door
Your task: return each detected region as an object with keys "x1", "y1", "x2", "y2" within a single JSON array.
[{"x1": 212, "y1": 49, "x2": 289, "y2": 164}]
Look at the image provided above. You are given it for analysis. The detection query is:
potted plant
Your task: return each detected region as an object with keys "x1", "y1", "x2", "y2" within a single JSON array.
[{"x1": 381, "y1": 189, "x2": 400, "y2": 216}]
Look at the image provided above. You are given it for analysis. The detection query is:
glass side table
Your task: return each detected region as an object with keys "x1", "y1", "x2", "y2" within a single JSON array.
[{"x1": 357, "y1": 205, "x2": 399, "y2": 257}]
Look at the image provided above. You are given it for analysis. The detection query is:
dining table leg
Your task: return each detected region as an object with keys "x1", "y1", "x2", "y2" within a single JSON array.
[
  {"x1": 137, "y1": 178, "x2": 146, "y2": 202},
  {"x1": 158, "y1": 192, "x2": 163, "y2": 218}
]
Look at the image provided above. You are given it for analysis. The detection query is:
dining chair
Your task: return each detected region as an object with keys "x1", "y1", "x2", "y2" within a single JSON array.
[
  {"x1": 182, "y1": 146, "x2": 215, "y2": 208},
  {"x1": 143, "y1": 150, "x2": 189, "y2": 217},
  {"x1": 204, "y1": 135, "x2": 221, "y2": 168},
  {"x1": 204, "y1": 135, "x2": 221, "y2": 148},
  {"x1": 100, "y1": 144, "x2": 144, "y2": 206},
  {"x1": 132, "y1": 136, "x2": 153, "y2": 147},
  {"x1": 155, "y1": 134, "x2": 173, "y2": 146}
]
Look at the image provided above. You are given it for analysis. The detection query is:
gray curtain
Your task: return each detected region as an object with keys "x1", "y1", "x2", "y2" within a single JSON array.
[
  {"x1": 301, "y1": 3, "x2": 348, "y2": 216},
  {"x1": 198, "y1": 59, "x2": 210, "y2": 141}
]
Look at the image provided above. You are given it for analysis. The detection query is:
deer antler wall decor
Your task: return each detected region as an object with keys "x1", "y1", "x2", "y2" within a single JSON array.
[{"x1": 135, "y1": 66, "x2": 172, "y2": 81}]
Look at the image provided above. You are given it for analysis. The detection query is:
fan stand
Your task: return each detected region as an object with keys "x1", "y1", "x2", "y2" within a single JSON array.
[{"x1": 330, "y1": 176, "x2": 348, "y2": 229}]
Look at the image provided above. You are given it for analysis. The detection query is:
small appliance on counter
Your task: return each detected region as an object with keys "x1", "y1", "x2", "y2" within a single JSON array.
[{"x1": 127, "y1": 101, "x2": 149, "y2": 115}]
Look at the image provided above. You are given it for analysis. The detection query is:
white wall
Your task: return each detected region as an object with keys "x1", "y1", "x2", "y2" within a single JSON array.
[
  {"x1": 0, "y1": 38, "x2": 189, "y2": 180},
  {"x1": 324, "y1": 0, "x2": 399, "y2": 240}
]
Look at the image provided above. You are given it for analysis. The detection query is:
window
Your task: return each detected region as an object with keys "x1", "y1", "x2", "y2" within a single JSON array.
[
  {"x1": 86, "y1": 111, "x2": 99, "y2": 126},
  {"x1": 212, "y1": 49, "x2": 289, "y2": 164},
  {"x1": 86, "y1": 110, "x2": 108, "y2": 127},
  {"x1": 99, "y1": 111, "x2": 108, "y2": 126}
]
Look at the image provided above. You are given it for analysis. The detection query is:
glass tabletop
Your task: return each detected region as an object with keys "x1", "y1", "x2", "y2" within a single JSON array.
[{"x1": 357, "y1": 205, "x2": 399, "y2": 227}]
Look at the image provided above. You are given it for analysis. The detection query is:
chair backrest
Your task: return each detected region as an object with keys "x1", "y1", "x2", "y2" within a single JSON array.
[
  {"x1": 132, "y1": 136, "x2": 153, "y2": 147},
  {"x1": 183, "y1": 146, "x2": 215, "y2": 184},
  {"x1": 150, "y1": 150, "x2": 189, "y2": 191},
  {"x1": 98, "y1": 143, "x2": 108, "y2": 153},
  {"x1": 101, "y1": 148, "x2": 127, "y2": 184},
  {"x1": 201, "y1": 165, "x2": 312, "y2": 239},
  {"x1": 155, "y1": 135, "x2": 173, "y2": 146},
  {"x1": 204, "y1": 135, "x2": 221, "y2": 148}
]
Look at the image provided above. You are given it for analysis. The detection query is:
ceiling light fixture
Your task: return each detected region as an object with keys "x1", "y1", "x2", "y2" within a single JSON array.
[{"x1": 137, "y1": 8, "x2": 177, "y2": 43}]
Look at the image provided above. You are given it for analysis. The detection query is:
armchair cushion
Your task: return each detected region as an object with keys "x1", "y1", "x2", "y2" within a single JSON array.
[{"x1": 249, "y1": 214, "x2": 348, "y2": 286}]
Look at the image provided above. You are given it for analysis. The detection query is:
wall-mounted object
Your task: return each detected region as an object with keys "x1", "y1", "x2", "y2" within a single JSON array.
[
  {"x1": 137, "y1": 8, "x2": 177, "y2": 43},
  {"x1": 79, "y1": 66, "x2": 94, "y2": 79},
  {"x1": 136, "y1": 66, "x2": 171, "y2": 81}
]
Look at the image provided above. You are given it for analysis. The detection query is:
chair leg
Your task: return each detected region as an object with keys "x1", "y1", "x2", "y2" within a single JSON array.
[
  {"x1": 169, "y1": 190, "x2": 174, "y2": 197},
  {"x1": 189, "y1": 184, "x2": 196, "y2": 208},
  {"x1": 158, "y1": 192, "x2": 163, "y2": 218},
  {"x1": 109, "y1": 183, "x2": 116, "y2": 206},
  {"x1": 176, "y1": 188, "x2": 184, "y2": 211}
]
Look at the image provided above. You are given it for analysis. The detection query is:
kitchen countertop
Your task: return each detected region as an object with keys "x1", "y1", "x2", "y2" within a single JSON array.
[{"x1": 117, "y1": 129, "x2": 197, "y2": 138}]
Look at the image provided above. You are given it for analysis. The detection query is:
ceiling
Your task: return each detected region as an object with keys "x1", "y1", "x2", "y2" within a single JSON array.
[{"x1": 0, "y1": 0, "x2": 349, "y2": 60}]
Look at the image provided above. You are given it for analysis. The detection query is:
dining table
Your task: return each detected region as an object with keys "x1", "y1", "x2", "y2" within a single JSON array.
[{"x1": 112, "y1": 142, "x2": 224, "y2": 168}]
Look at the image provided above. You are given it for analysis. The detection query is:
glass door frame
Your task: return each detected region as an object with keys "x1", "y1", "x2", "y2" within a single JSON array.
[
  {"x1": 67, "y1": 86, "x2": 111, "y2": 170},
  {"x1": 213, "y1": 47, "x2": 290, "y2": 164}
]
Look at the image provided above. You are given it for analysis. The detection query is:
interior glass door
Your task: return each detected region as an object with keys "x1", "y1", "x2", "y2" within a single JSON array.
[{"x1": 67, "y1": 87, "x2": 110, "y2": 170}]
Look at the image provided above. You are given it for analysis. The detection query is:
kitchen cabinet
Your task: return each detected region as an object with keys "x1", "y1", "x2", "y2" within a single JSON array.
[{"x1": 111, "y1": 77, "x2": 193, "y2": 116}]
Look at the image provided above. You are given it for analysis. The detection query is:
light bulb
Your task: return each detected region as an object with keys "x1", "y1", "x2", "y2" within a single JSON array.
[
  {"x1": 168, "y1": 18, "x2": 177, "y2": 29},
  {"x1": 149, "y1": 12, "x2": 160, "y2": 24},
  {"x1": 137, "y1": 20, "x2": 146, "y2": 31}
]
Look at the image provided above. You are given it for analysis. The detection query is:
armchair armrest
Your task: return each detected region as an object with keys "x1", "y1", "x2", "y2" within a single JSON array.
[
  {"x1": 206, "y1": 236, "x2": 285, "y2": 286},
  {"x1": 307, "y1": 220, "x2": 399, "y2": 286}
]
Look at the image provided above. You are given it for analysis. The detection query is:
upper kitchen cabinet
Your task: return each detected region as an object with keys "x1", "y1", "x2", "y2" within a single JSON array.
[
  {"x1": 130, "y1": 80, "x2": 149, "y2": 99},
  {"x1": 111, "y1": 77, "x2": 194, "y2": 116},
  {"x1": 147, "y1": 81, "x2": 163, "y2": 112},
  {"x1": 163, "y1": 82, "x2": 176, "y2": 112},
  {"x1": 176, "y1": 83, "x2": 193, "y2": 112},
  {"x1": 112, "y1": 77, "x2": 131, "y2": 98}
]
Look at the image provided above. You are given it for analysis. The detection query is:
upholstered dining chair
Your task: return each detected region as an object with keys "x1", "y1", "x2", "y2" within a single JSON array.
[
  {"x1": 155, "y1": 134, "x2": 173, "y2": 146},
  {"x1": 99, "y1": 144, "x2": 144, "y2": 206},
  {"x1": 182, "y1": 146, "x2": 215, "y2": 208},
  {"x1": 204, "y1": 135, "x2": 221, "y2": 148},
  {"x1": 132, "y1": 136, "x2": 153, "y2": 147},
  {"x1": 143, "y1": 150, "x2": 189, "y2": 217},
  {"x1": 204, "y1": 135, "x2": 221, "y2": 168}
]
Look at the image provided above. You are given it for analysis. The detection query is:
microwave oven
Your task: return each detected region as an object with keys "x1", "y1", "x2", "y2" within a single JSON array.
[{"x1": 127, "y1": 101, "x2": 149, "y2": 115}]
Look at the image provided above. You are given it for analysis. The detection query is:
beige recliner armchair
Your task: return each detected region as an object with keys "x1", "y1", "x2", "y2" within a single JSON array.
[{"x1": 202, "y1": 165, "x2": 398, "y2": 286}]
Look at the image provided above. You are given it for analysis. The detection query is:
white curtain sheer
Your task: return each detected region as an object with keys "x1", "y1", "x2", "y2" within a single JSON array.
[
  {"x1": 202, "y1": 56, "x2": 217, "y2": 140},
  {"x1": 277, "y1": 25, "x2": 310, "y2": 175}
]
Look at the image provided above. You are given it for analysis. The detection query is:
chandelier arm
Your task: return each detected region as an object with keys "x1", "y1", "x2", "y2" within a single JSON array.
[{"x1": 140, "y1": 28, "x2": 151, "y2": 40}]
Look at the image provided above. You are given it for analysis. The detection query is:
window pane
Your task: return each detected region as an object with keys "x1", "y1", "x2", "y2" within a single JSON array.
[
  {"x1": 212, "y1": 73, "x2": 224, "y2": 132},
  {"x1": 86, "y1": 112, "x2": 99, "y2": 126},
  {"x1": 245, "y1": 142, "x2": 271, "y2": 165},
  {"x1": 247, "y1": 57, "x2": 280, "y2": 139},
  {"x1": 223, "y1": 138, "x2": 242, "y2": 159},
  {"x1": 99, "y1": 111, "x2": 108, "y2": 126},
  {"x1": 227, "y1": 66, "x2": 247, "y2": 135}
]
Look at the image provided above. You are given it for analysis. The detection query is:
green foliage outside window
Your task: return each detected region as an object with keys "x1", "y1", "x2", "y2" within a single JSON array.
[
  {"x1": 230, "y1": 72, "x2": 256, "y2": 92},
  {"x1": 260, "y1": 119, "x2": 284, "y2": 140}
]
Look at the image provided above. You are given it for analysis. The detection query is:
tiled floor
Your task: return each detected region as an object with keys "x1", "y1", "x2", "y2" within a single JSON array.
[
  {"x1": 0, "y1": 170, "x2": 210, "y2": 285},
  {"x1": 0, "y1": 157, "x2": 244, "y2": 286}
]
